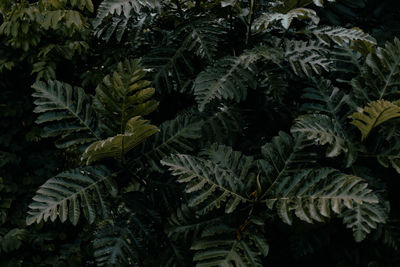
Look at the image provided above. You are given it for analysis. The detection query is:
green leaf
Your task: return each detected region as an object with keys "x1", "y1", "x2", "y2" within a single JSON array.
[
  {"x1": 26, "y1": 166, "x2": 117, "y2": 226},
  {"x1": 81, "y1": 116, "x2": 159, "y2": 165},
  {"x1": 349, "y1": 100, "x2": 400, "y2": 141}
]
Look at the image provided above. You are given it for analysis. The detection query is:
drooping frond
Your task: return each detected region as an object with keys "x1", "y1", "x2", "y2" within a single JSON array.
[
  {"x1": 26, "y1": 166, "x2": 117, "y2": 226},
  {"x1": 341, "y1": 202, "x2": 388, "y2": 242},
  {"x1": 94, "y1": 58, "x2": 158, "y2": 135},
  {"x1": 284, "y1": 39, "x2": 331, "y2": 77},
  {"x1": 291, "y1": 114, "x2": 349, "y2": 158},
  {"x1": 264, "y1": 168, "x2": 379, "y2": 225},
  {"x1": 308, "y1": 26, "x2": 377, "y2": 46},
  {"x1": 349, "y1": 100, "x2": 400, "y2": 141},
  {"x1": 191, "y1": 225, "x2": 269, "y2": 267},
  {"x1": 351, "y1": 37, "x2": 400, "y2": 102},
  {"x1": 31, "y1": 80, "x2": 98, "y2": 148},
  {"x1": 81, "y1": 116, "x2": 159, "y2": 165},
  {"x1": 93, "y1": 224, "x2": 140, "y2": 266},
  {"x1": 193, "y1": 53, "x2": 258, "y2": 111},
  {"x1": 134, "y1": 113, "x2": 203, "y2": 172},
  {"x1": 252, "y1": 8, "x2": 319, "y2": 31},
  {"x1": 161, "y1": 154, "x2": 249, "y2": 215}
]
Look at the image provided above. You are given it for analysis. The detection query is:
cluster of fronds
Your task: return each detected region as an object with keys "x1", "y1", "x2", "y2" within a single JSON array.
[{"x1": 1, "y1": 0, "x2": 400, "y2": 266}]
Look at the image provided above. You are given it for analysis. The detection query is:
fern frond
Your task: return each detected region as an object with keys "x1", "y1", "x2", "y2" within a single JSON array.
[
  {"x1": 308, "y1": 26, "x2": 376, "y2": 46},
  {"x1": 200, "y1": 144, "x2": 257, "y2": 184},
  {"x1": 93, "y1": 224, "x2": 140, "y2": 266},
  {"x1": 352, "y1": 37, "x2": 400, "y2": 102},
  {"x1": 291, "y1": 114, "x2": 349, "y2": 158},
  {"x1": 297, "y1": 78, "x2": 358, "y2": 166},
  {"x1": 313, "y1": 0, "x2": 335, "y2": 7},
  {"x1": 284, "y1": 39, "x2": 331, "y2": 77},
  {"x1": 301, "y1": 78, "x2": 355, "y2": 125},
  {"x1": 144, "y1": 46, "x2": 195, "y2": 93},
  {"x1": 349, "y1": 100, "x2": 400, "y2": 141},
  {"x1": 167, "y1": 204, "x2": 225, "y2": 242},
  {"x1": 377, "y1": 149, "x2": 400, "y2": 174},
  {"x1": 94, "y1": 14, "x2": 130, "y2": 42},
  {"x1": 179, "y1": 18, "x2": 224, "y2": 63},
  {"x1": 93, "y1": 3, "x2": 155, "y2": 42},
  {"x1": 374, "y1": 220, "x2": 400, "y2": 250},
  {"x1": 94, "y1": 58, "x2": 158, "y2": 135},
  {"x1": 341, "y1": 202, "x2": 388, "y2": 242},
  {"x1": 253, "y1": 8, "x2": 319, "y2": 31},
  {"x1": 156, "y1": 242, "x2": 190, "y2": 267},
  {"x1": 199, "y1": 105, "x2": 243, "y2": 145},
  {"x1": 93, "y1": 0, "x2": 160, "y2": 29},
  {"x1": 193, "y1": 53, "x2": 257, "y2": 111},
  {"x1": 331, "y1": 45, "x2": 363, "y2": 82},
  {"x1": 32, "y1": 80, "x2": 98, "y2": 148},
  {"x1": 81, "y1": 116, "x2": 159, "y2": 165},
  {"x1": 258, "y1": 132, "x2": 317, "y2": 187},
  {"x1": 133, "y1": 113, "x2": 203, "y2": 172},
  {"x1": 161, "y1": 154, "x2": 249, "y2": 215},
  {"x1": 191, "y1": 225, "x2": 268, "y2": 267},
  {"x1": 26, "y1": 166, "x2": 117, "y2": 226},
  {"x1": 264, "y1": 168, "x2": 379, "y2": 225}
]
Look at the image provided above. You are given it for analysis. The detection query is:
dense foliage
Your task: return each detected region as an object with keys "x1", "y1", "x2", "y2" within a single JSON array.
[{"x1": 1, "y1": 0, "x2": 400, "y2": 266}]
